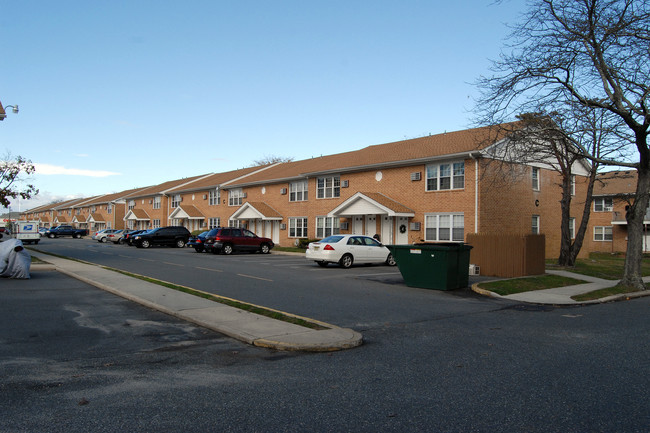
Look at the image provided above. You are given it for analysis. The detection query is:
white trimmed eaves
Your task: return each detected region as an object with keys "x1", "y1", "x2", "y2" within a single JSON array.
[
  {"x1": 161, "y1": 173, "x2": 215, "y2": 195},
  {"x1": 219, "y1": 163, "x2": 284, "y2": 188}
]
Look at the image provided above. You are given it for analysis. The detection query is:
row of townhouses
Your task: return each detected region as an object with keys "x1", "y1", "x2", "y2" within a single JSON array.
[{"x1": 21, "y1": 125, "x2": 649, "y2": 258}]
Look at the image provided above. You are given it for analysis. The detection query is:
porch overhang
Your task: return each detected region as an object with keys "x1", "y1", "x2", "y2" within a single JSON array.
[
  {"x1": 86, "y1": 213, "x2": 106, "y2": 223},
  {"x1": 328, "y1": 192, "x2": 415, "y2": 218},
  {"x1": 168, "y1": 205, "x2": 205, "y2": 220},
  {"x1": 230, "y1": 202, "x2": 283, "y2": 221},
  {"x1": 124, "y1": 209, "x2": 151, "y2": 221}
]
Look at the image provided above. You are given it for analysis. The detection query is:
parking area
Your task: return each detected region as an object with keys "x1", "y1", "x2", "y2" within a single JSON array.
[{"x1": 29, "y1": 237, "x2": 499, "y2": 329}]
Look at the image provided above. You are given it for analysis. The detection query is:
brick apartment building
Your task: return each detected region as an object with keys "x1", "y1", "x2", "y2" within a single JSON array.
[{"x1": 24, "y1": 124, "x2": 642, "y2": 259}]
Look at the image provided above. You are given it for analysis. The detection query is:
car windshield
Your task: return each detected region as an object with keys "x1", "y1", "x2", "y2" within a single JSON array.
[{"x1": 319, "y1": 235, "x2": 344, "y2": 243}]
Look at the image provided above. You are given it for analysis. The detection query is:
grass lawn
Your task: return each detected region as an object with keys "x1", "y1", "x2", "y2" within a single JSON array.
[{"x1": 477, "y1": 253, "x2": 649, "y2": 300}]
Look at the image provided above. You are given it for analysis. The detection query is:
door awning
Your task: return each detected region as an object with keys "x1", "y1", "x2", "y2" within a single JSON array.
[
  {"x1": 230, "y1": 202, "x2": 283, "y2": 221},
  {"x1": 124, "y1": 209, "x2": 151, "y2": 221},
  {"x1": 328, "y1": 192, "x2": 415, "y2": 217},
  {"x1": 168, "y1": 205, "x2": 205, "y2": 220}
]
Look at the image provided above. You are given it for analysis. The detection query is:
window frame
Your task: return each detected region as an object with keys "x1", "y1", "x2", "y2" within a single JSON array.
[
  {"x1": 208, "y1": 217, "x2": 220, "y2": 229},
  {"x1": 171, "y1": 194, "x2": 182, "y2": 209},
  {"x1": 315, "y1": 216, "x2": 340, "y2": 238},
  {"x1": 289, "y1": 181, "x2": 308, "y2": 202},
  {"x1": 594, "y1": 197, "x2": 613, "y2": 212},
  {"x1": 316, "y1": 176, "x2": 340, "y2": 199},
  {"x1": 594, "y1": 226, "x2": 613, "y2": 241},
  {"x1": 228, "y1": 188, "x2": 244, "y2": 206},
  {"x1": 424, "y1": 213, "x2": 465, "y2": 242},
  {"x1": 532, "y1": 167, "x2": 540, "y2": 191},
  {"x1": 209, "y1": 188, "x2": 220, "y2": 206},
  {"x1": 289, "y1": 217, "x2": 308, "y2": 238},
  {"x1": 532, "y1": 215, "x2": 540, "y2": 235},
  {"x1": 425, "y1": 161, "x2": 465, "y2": 191},
  {"x1": 153, "y1": 196, "x2": 161, "y2": 209}
]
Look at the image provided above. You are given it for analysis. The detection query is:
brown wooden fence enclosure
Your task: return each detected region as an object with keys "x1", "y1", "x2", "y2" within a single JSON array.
[{"x1": 466, "y1": 233, "x2": 546, "y2": 278}]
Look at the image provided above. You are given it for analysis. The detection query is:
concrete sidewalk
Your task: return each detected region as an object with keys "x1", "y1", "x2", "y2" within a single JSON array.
[
  {"x1": 473, "y1": 269, "x2": 650, "y2": 305},
  {"x1": 28, "y1": 251, "x2": 363, "y2": 352}
]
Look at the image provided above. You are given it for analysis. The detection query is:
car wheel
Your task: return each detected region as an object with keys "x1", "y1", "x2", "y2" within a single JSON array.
[
  {"x1": 194, "y1": 247, "x2": 203, "y2": 253},
  {"x1": 73, "y1": 233, "x2": 81, "y2": 239},
  {"x1": 176, "y1": 239, "x2": 186, "y2": 248},
  {"x1": 48, "y1": 233, "x2": 55, "y2": 239},
  {"x1": 316, "y1": 261, "x2": 328, "y2": 267},
  {"x1": 339, "y1": 254, "x2": 354, "y2": 269},
  {"x1": 117, "y1": 239, "x2": 124, "y2": 245},
  {"x1": 35, "y1": 240, "x2": 39, "y2": 245},
  {"x1": 386, "y1": 253, "x2": 396, "y2": 266},
  {"x1": 141, "y1": 240, "x2": 151, "y2": 248},
  {"x1": 222, "y1": 244, "x2": 234, "y2": 255},
  {"x1": 100, "y1": 237, "x2": 107, "y2": 243},
  {"x1": 260, "y1": 243, "x2": 270, "y2": 254}
]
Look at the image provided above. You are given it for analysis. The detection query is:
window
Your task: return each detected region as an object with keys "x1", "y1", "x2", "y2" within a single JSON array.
[
  {"x1": 426, "y1": 162, "x2": 465, "y2": 191},
  {"x1": 171, "y1": 194, "x2": 182, "y2": 208},
  {"x1": 532, "y1": 215, "x2": 540, "y2": 234},
  {"x1": 316, "y1": 216, "x2": 340, "y2": 238},
  {"x1": 91, "y1": 206, "x2": 97, "y2": 213},
  {"x1": 594, "y1": 226, "x2": 613, "y2": 241},
  {"x1": 289, "y1": 217, "x2": 308, "y2": 238},
  {"x1": 128, "y1": 200, "x2": 135, "y2": 210},
  {"x1": 228, "y1": 188, "x2": 244, "y2": 206},
  {"x1": 290, "y1": 181, "x2": 308, "y2": 202},
  {"x1": 571, "y1": 175, "x2": 576, "y2": 196},
  {"x1": 425, "y1": 213, "x2": 464, "y2": 242},
  {"x1": 107, "y1": 204, "x2": 112, "y2": 214},
  {"x1": 594, "y1": 197, "x2": 613, "y2": 212},
  {"x1": 229, "y1": 219, "x2": 243, "y2": 228},
  {"x1": 532, "y1": 167, "x2": 540, "y2": 191},
  {"x1": 317, "y1": 176, "x2": 340, "y2": 199},
  {"x1": 153, "y1": 196, "x2": 161, "y2": 209},
  {"x1": 152, "y1": 219, "x2": 161, "y2": 228},
  {"x1": 209, "y1": 188, "x2": 220, "y2": 206},
  {"x1": 208, "y1": 217, "x2": 220, "y2": 228},
  {"x1": 569, "y1": 217, "x2": 575, "y2": 240},
  {"x1": 76, "y1": 208, "x2": 81, "y2": 215}
]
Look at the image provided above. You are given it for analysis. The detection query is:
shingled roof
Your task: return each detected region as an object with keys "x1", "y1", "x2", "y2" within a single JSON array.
[{"x1": 594, "y1": 170, "x2": 637, "y2": 196}]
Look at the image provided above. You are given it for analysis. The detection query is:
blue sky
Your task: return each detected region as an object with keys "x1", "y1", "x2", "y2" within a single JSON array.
[{"x1": 1, "y1": 0, "x2": 526, "y2": 212}]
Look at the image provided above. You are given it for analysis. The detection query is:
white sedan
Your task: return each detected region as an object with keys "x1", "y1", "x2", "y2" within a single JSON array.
[{"x1": 306, "y1": 234, "x2": 396, "y2": 268}]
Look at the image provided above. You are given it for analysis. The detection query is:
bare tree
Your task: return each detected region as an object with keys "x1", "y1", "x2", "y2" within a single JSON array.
[
  {"x1": 475, "y1": 0, "x2": 650, "y2": 289},
  {"x1": 0, "y1": 154, "x2": 38, "y2": 209},
  {"x1": 251, "y1": 155, "x2": 294, "y2": 166}
]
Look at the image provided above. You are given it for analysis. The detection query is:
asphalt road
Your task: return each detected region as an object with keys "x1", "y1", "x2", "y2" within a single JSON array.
[{"x1": 2, "y1": 237, "x2": 647, "y2": 432}]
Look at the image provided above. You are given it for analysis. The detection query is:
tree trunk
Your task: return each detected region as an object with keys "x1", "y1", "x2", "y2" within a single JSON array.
[
  {"x1": 568, "y1": 167, "x2": 597, "y2": 265},
  {"x1": 620, "y1": 164, "x2": 650, "y2": 290},
  {"x1": 557, "y1": 175, "x2": 574, "y2": 266}
]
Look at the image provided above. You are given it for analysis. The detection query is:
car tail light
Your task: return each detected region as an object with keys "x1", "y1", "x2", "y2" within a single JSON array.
[{"x1": 324, "y1": 244, "x2": 335, "y2": 251}]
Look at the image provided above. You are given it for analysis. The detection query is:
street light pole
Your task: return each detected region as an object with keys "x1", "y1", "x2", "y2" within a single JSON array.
[{"x1": 0, "y1": 100, "x2": 19, "y2": 121}]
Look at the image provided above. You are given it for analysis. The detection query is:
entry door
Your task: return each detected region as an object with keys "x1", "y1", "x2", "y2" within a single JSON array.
[
  {"x1": 264, "y1": 221, "x2": 272, "y2": 239},
  {"x1": 353, "y1": 216, "x2": 363, "y2": 234},
  {"x1": 396, "y1": 217, "x2": 409, "y2": 244},
  {"x1": 381, "y1": 216, "x2": 393, "y2": 245},
  {"x1": 365, "y1": 215, "x2": 376, "y2": 237}
]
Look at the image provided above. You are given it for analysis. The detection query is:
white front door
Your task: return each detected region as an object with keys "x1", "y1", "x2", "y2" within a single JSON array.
[
  {"x1": 353, "y1": 216, "x2": 364, "y2": 234},
  {"x1": 381, "y1": 216, "x2": 393, "y2": 245},
  {"x1": 365, "y1": 215, "x2": 376, "y2": 237},
  {"x1": 396, "y1": 217, "x2": 409, "y2": 244},
  {"x1": 264, "y1": 221, "x2": 272, "y2": 239}
]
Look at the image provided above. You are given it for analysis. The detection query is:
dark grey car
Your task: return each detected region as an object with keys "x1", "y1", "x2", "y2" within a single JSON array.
[{"x1": 133, "y1": 226, "x2": 191, "y2": 248}]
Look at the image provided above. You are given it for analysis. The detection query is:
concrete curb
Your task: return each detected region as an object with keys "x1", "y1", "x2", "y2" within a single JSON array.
[{"x1": 29, "y1": 252, "x2": 363, "y2": 352}]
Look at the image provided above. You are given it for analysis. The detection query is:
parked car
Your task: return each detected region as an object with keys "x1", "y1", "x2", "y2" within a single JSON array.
[
  {"x1": 133, "y1": 226, "x2": 191, "y2": 248},
  {"x1": 123, "y1": 229, "x2": 148, "y2": 246},
  {"x1": 114, "y1": 229, "x2": 138, "y2": 245},
  {"x1": 203, "y1": 227, "x2": 274, "y2": 255},
  {"x1": 39, "y1": 228, "x2": 48, "y2": 237},
  {"x1": 106, "y1": 229, "x2": 127, "y2": 244},
  {"x1": 305, "y1": 234, "x2": 396, "y2": 268},
  {"x1": 93, "y1": 229, "x2": 120, "y2": 243},
  {"x1": 187, "y1": 231, "x2": 210, "y2": 252},
  {"x1": 46, "y1": 225, "x2": 89, "y2": 239}
]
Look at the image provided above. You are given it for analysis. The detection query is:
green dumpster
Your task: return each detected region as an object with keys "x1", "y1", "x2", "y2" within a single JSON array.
[{"x1": 386, "y1": 243, "x2": 473, "y2": 290}]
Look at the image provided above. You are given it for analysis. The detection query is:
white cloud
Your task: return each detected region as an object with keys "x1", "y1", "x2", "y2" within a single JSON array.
[{"x1": 34, "y1": 163, "x2": 121, "y2": 177}]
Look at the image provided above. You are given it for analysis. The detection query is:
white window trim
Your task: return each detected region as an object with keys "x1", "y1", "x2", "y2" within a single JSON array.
[
  {"x1": 153, "y1": 196, "x2": 161, "y2": 210},
  {"x1": 290, "y1": 181, "x2": 308, "y2": 202},
  {"x1": 171, "y1": 194, "x2": 182, "y2": 209},
  {"x1": 289, "y1": 217, "x2": 308, "y2": 238},
  {"x1": 208, "y1": 217, "x2": 220, "y2": 229},
  {"x1": 315, "y1": 216, "x2": 340, "y2": 238},
  {"x1": 316, "y1": 176, "x2": 340, "y2": 199},
  {"x1": 425, "y1": 161, "x2": 465, "y2": 191},
  {"x1": 228, "y1": 188, "x2": 244, "y2": 206},
  {"x1": 532, "y1": 167, "x2": 540, "y2": 191},
  {"x1": 532, "y1": 215, "x2": 540, "y2": 235},
  {"x1": 594, "y1": 226, "x2": 613, "y2": 241},
  {"x1": 594, "y1": 197, "x2": 613, "y2": 212},
  {"x1": 209, "y1": 188, "x2": 220, "y2": 206},
  {"x1": 424, "y1": 213, "x2": 465, "y2": 242}
]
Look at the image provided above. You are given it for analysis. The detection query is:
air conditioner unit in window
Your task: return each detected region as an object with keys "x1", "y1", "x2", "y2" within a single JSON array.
[
  {"x1": 340, "y1": 222, "x2": 349, "y2": 230},
  {"x1": 281, "y1": 188, "x2": 287, "y2": 195},
  {"x1": 469, "y1": 264, "x2": 480, "y2": 275},
  {"x1": 341, "y1": 180, "x2": 349, "y2": 188},
  {"x1": 411, "y1": 172, "x2": 421, "y2": 181},
  {"x1": 203, "y1": 194, "x2": 208, "y2": 200},
  {"x1": 410, "y1": 222, "x2": 421, "y2": 231},
  {"x1": 149, "y1": 200, "x2": 152, "y2": 204},
  {"x1": 242, "y1": 192, "x2": 247, "y2": 198},
  {"x1": 280, "y1": 223, "x2": 287, "y2": 230}
]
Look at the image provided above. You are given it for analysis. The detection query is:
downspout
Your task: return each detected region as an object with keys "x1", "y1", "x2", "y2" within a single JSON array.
[{"x1": 471, "y1": 153, "x2": 481, "y2": 233}]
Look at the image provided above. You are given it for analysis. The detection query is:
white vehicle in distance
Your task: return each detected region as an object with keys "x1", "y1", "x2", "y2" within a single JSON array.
[{"x1": 306, "y1": 234, "x2": 396, "y2": 268}]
